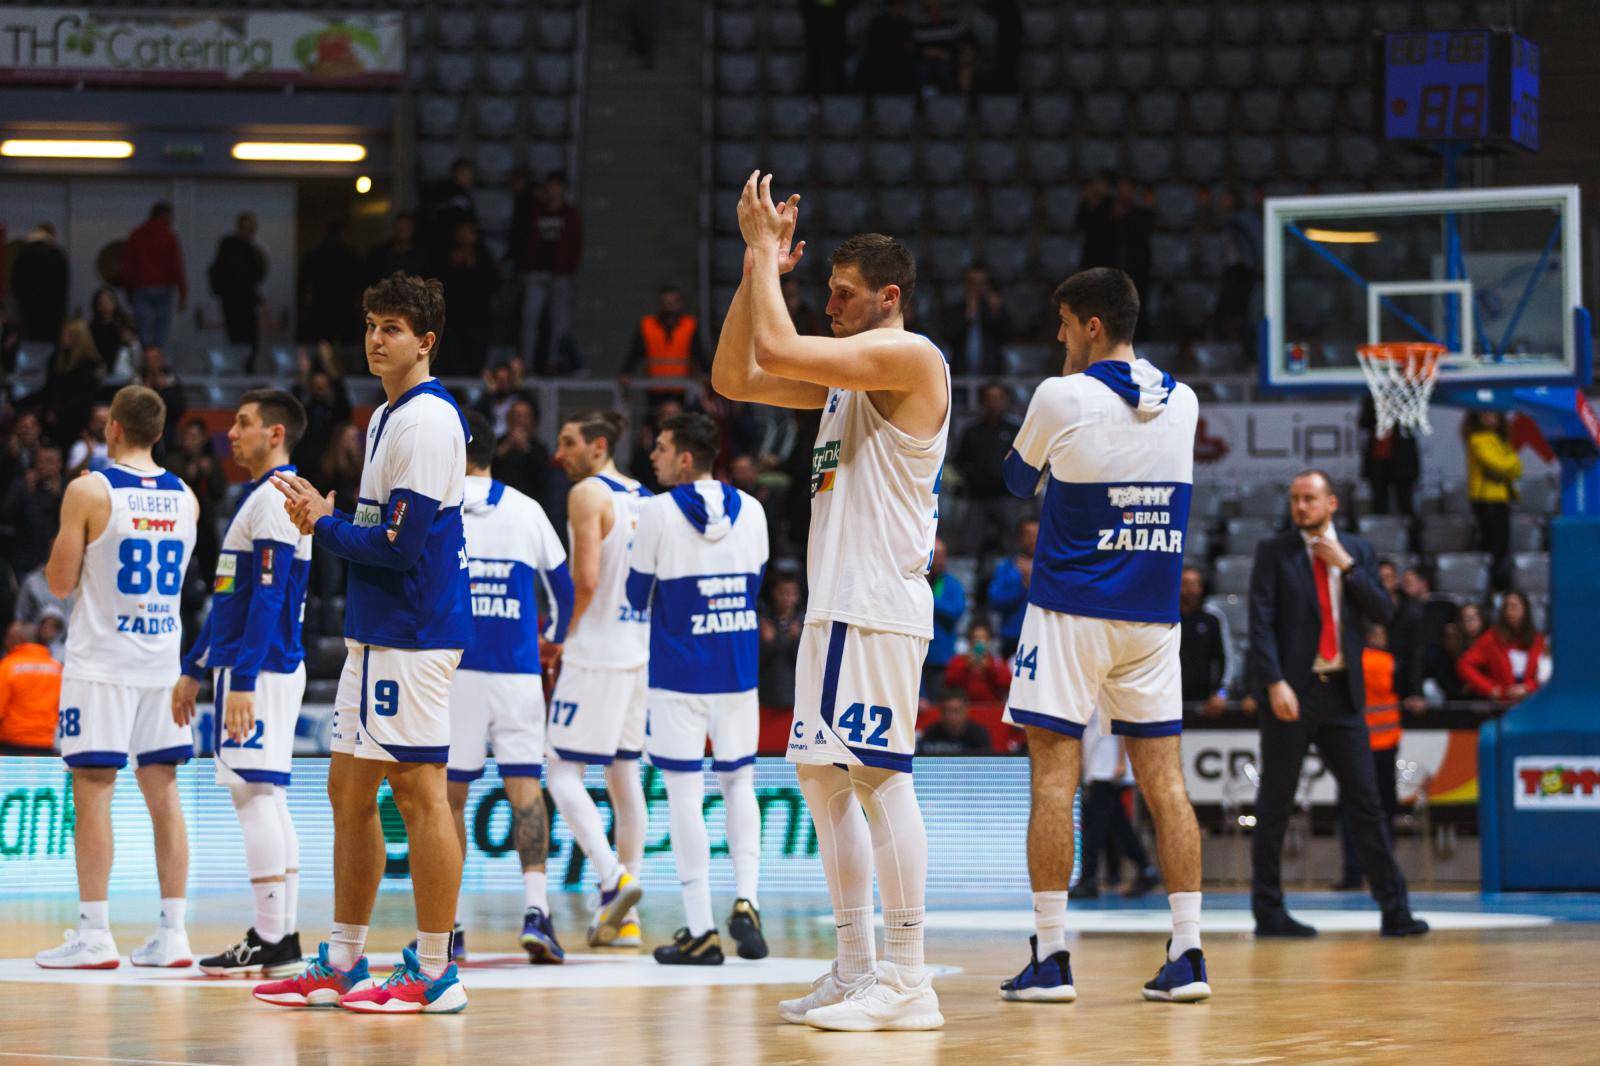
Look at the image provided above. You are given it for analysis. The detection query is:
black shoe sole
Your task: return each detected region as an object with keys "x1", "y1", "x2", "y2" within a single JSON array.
[
  {"x1": 653, "y1": 949, "x2": 725, "y2": 966},
  {"x1": 1255, "y1": 926, "x2": 1319, "y2": 938},
  {"x1": 728, "y1": 918, "x2": 769, "y2": 960}
]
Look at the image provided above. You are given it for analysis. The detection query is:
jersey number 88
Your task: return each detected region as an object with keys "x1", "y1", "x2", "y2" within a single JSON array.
[{"x1": 116, "y1": 539, "x2": 185, "y2": 596}]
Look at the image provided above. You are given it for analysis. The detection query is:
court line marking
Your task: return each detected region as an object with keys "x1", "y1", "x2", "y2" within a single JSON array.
[{"x1": 0, "y1": 1054, "x2": 229, "y2": 1066}]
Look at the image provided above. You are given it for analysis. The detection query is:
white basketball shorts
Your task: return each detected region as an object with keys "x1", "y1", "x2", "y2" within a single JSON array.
[
  {"x1": 546, "y1": 662, "x2": 646, "y2": 766},
  {"x1": 213, "y1": 664, "x2": 305, "y2": 787},
  {"x1": 58, "y1": 677, "x2": 193, "y2": 770},
  {"x1": 1002, "y1": 605, "x2": 1182, "y2": 739},
  {"x1": 645, "y1": 687, "x2": 758, "y2": 774},
  {"x1": 331, "y1": 641, "x2": 463, "y2": 763},
  {"x1": 447, "y1": 669, "x2": 546, "y2": 783},
  {"x1": 786, "y1": 621, "x2": 927, "y2": 774}
]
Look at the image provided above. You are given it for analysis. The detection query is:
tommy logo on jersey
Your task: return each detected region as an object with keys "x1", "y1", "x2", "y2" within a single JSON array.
[
  {"x1": 131, "y1": 517, "x2": 177, "y2": 532},
  {"x1": 811, "y1": 439, "x2": 841, "y2": 496},
  {"x1": 1098, "y1": 484, "x2": 1183, "y2": 554}
]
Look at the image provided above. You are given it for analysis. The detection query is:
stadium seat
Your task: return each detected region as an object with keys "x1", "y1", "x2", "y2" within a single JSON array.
[
  {"x1": 1239, "y1": 88, "x2": 1284, "y2": 134},
  {"x1": 1271, "y1": 7, "x2": 1314, "y2": 42},
  {"x1": 871, "y1": 96, "x2": 917, "y2": 138},
  {"x1": 987, "y1": 186, "x2": 1035, "y2": 234},
  {"x1": 928, "y1": 187, "x2": 977, "y2": 233},
  {"x1": 1511, "y1": 553, "x2": 1550, "y2": 594},
  {"x1": 437, "y1": 12, "x2": 478, "y2": 49},
  {"x1": 1149, "y1": 233, "x2": 1192, "y2": 283},
  {"x1": 920, "y1": 141, "x2": 967, "y2": 184},
  {"x1": 1178, "y1": 138, "x2": 1225, "y2": 182},
  {"x1": 1069, "y1": 9, "x2": 1110, "y2": 45},
  {"x1": 1237, "y1": 481, "x2": 1287, "y2": 520},
  {"x1": 418, "y1": 96, "x2": 461, "y2": 139},
  {"x1": 477, "y1": 188, "x2": 513, "y2": 233},
  {"x1": 1154, "y1": 184, "x2": 1197, "y2": 229},
  {"x1": 967, "y1": 97, "x2": 1016, "y2": 140},
  {"x1": 1285, "y1": 136, "x2": 1331, "y2": 181},
  {"x1": 1206, "y1": 594, "x2": 1249, "y2": 643},
  {"x1": 817, "y1": 189, "x2": 869, "y2": 233},
  {"x1": 1518, "y1": 479, "x2": 1559, "y2": 514},
  {"x1": 1263, "y1": 46, "x2": 1306, "y2": 88},
  {"x1": 435, "y1": 54, "x2": 476, "y2": 93},
  {"x1": 486, "y1": 12, "x2": 527, "y2": 49},
  {"x1": 1219, "y1": 6, "x2": 1262, "y2": 44},
  {"x1": 1028, "y1": 95, "x2": 1074, "y2": 137},
  {"x1": 924, "y1": 96, "x2": 969, "y2": 139},
  {"x1": 1191, "y1": 232, "x2": 1226, "y2": 279},
  {"x1": 877, "y1": 193, "x2": 924, "y2": 236},
  {"x1": 1118, "y1": 7, "x2": 1161, "y2": 45},
  {"x1": 417, "y1": 141, "x2": 458, "y2": 181},
  {"x1": 1137, "y1": 91, "x2": 1180, "y2": 134},
  {"x1": 1420, "y1": 514, "x2": 1477, "y2": 553},
  {"x1": 1171, "y1": 281, "x2": 1213, "y2": 334},
  {"x1": 1171, "y1": 8, "x2": 1211, "y2": 45},
  {"x1": 1021, "y1": 8, "x2": 1060, "y2": 46},
  {"x1": 1225, "y1": 517, "x2": 1276, "y2": 556},
  {"x1": 1041, "y1": 185, "x2": 1081, "y2": 233},
  {"x1": 1020, "y1": 52, "x2": 1060, "y2": 94},
  {"x1": 527, "y1": 97, "x2": 569, "y2": 140},
  {"x1": 973, "y1": 141, "x2": 1020, "y2": 185},
  {"x1": 1234, "y1": 137, "x2": 1278, "y2": 182},
  {"x1": 1211, "y1": 555, "x2": 1254, "y2": 596},
  {"x1": 485, "y1": 54, "x2": 526, "y2": 93},
  {"x1": 715, "y1": 142, "x2": 760, "y2": 185},
  {"x1": 820, "y1": 96, "x2": 865, "y2": 139},
  {"x1": 717, "y1": 55, "x2": 760, "y2": 93},
  {"x1": 533, "y1": 55, "x2": 573, "y2": 93},
  {"x1": 924, "y1": 236, "x2": 974, "y2": 283},
  {"x1": 1434, "y1": 552, "x2": 1490, "y2": 596},
  {"x1": 816, "y1": 141, "x2": 864, "y2": 185},
  {"x1": 767, "y1": 9, "x2": 805, "y2": 46},
  {"x1": 1342, "y1": 85, "x2": 1375, "y2": 130},
  {"x1": 1527, "y1": 592, "x2": 1549, "y2": 633},
  {"x1": 867, "y1": 141, "x2": 916, "y2": 185},
  {"x1": 1164, "y1": 49, "x2": 1205, "y2": 90},
  {"x1": 766, "y1": 54, "x2": 805, "y2": 94},
  {"x1": 1079, "y1": 138, "x2": 1121, "y2": 175},
  {"x1": 1314, "y1": 45, "x2": 1358, "y2": 85},
  {"x1": 1037, "y1": 235, "x2": 1077, "y2": 279},
  {"x1": 1319, "y1": 4, "x2": 1365, "y2": 40},
  {"x1": 474, "y1": 96, "x2": 518, "y2": 139},
  {"x1": 768, "y1": 95, "x2": 812, "y2": 136},
  {"x1": 1116, "y1": 50, "x2": 1158, "y2": 91},
  {"x1": 1024, "y1": 140, "x2": 1072, "y2": 184},
  {"x1": 1066, "y1": 53, "x2": 1109, "y2": 92},
  {"x1": 1191, "y1": 341, "x2": 1237, "y2": 374},
  {"x1": 1358, "y1": 515, "x2": 1411, "y2": 555},
  {"x1": 1214, "y1": 47, "x2": 1258, "y2": 88},
  {"x1": 982, "y1": 237, "x2": 1030, "y2": 284},
  {"x1": 536, "y1": 11, "x2": 576, "y2": 49},
  {"x1": 768, "y1": 140, "x2": 813, "y2": 184},
  {"x1": 1186, "y1": 89, "x2": 1232, "y2": 137},
  {"x1": 713, "y1": 237, "x2": 746, "y2": 283},
  {"x1": 717, "y1": 11, "x2": 757, "y2": 50},
  {"x1": 474, "y1": 144, "x2": 514, "y2": 185},
  {"x1": 1293, "y1": 87, "x2": 1337, "y2": 131},
  {"x1": 1183, "y1": 528, "x2": 1212, "y2": 564},
  {"x1": 1129, "y1": 139, "x2": 1174, "y2": 184},
  {"x1": 1372, "y1": 2, "x2": 1414, "y2": 30},
  {"x1": 1426, "y1": 1, "x2": 1466, "y2": 27}
]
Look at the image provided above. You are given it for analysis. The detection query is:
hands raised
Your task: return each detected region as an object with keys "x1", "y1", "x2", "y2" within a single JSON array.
[{"x1": 738, "y1": 171, "x2": 805, "y2": 276}]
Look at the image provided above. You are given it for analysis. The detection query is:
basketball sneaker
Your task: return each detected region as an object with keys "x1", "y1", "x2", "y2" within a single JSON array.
[
  {"x1": 253, "y1": 942, "x2": 374, "y2": 1007},
  {"x1": 586, "y1": 872, "x2": 643, "y2": 947},
  {"x1": 130, "y1": 926, "x2": 193, "y2": 968},
  {"x1": 613, "y1": 909, "x2": 643, "y2": 948},
  {"x1": 407, "y1": 924, "x2": 466, "y2": 962},
  {"x1": 652, "y1": 927, "x2": 724, "y2": 966},
  {"x1": 804, "y1": 962, "x2": 945, "y2": 1032},
  {"x1": 1142, "y1": 942, "x2": 1211, "y2": 1003},
  {"x1": 34, "y1": 928, "x2": 119, "y2": 970},
  {"x1": 199, "y1": 928, "x2": 304, "y2": 977},
  {"x1": 778, "y1": 962, "x2": 873, "y2": 1024},
  {"x1": 519, "y1": 908, "x2": 565, "y2": 964},
  {"x1": 339, "y1": 947, "x2": 468, "y2": 1014},
  {"x1": 1000, "y1": 936, "x2": 1076, "y2": 1002},
  {"x1": 727, "y1": 898, "x2": 769, "y2": 960}
]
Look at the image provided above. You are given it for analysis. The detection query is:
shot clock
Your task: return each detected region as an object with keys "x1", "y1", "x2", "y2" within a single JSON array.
[{"x1": 1377, "y1": 30, "x2": 1539, "y2": 151}]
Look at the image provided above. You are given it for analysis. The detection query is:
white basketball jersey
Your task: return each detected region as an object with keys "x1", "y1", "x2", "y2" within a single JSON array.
[
  {"x1": 63, "y1": 464, "x2": 198, "y2": 687},
  {"x1": 562, "y1": 474, "x2": 651, "y2": 669},
  {"x1": 805, "y1": 336, "x2": 950, "y2": 639}
]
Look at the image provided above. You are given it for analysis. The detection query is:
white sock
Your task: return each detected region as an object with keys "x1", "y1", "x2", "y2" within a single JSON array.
[
  {"x1": 253, "y1": 881, "x2": 286, "y2": 942},
  {"x1": 329, "y1": 922, "x2": 367, "y2": 971},
  {"x1": 1169, "y1": 891, "x2": 1202, "y2": 959},
  {"x1": 1033, "y1": 891, "x2": 1069, "y2": 958},
  {"x1": 883, "y1": 907, "x2": 926, "y2": 980},
  {"x1": 415, "y1": 929, "x2": 451, "y2": 979},
  {"x1": 854, "y1": 771, "x2": 928, "y2": 983},
  {"x1": 717, "y1": 765, "x2": 760, "y2": 907},
  {"x1": 833, "y1": 906, "x2": 876, "y2": 983},
  {"x1": 547, "y1": 758, "x2": 621, "y2": 888},
  {"x1": 664, "y1": 769, "x2": 714, "y2": 936},
  {"x1": 605, "y1": 759, "x2": 647, "y2": 878},
  {"x1": 274, "y1": 787, "x2": 299, "y2": 934},
  {"x1": 79, "y1": 900, "x2": 110, "y2": 932},
  {"x1": 797, "y1": 764, "x2": 876, "y2": 981},
  {"x1": 283, "y1": 871, "x2": 300, "y2": 935},
  {"x1": 524, "y1": 870, "x2": 549, "y2": 912},
  {"x1": 159, "y1": 898, "x2": 186, "y2": 931}
]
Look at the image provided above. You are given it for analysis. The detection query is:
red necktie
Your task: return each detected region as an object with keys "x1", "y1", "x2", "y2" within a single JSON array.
[{"x1": 1313, "y1": 555, "x2": 1339, "y2": 661}]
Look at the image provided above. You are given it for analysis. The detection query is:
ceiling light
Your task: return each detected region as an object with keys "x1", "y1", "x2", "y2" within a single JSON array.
[
  {"x1": 1304, "y1": 227, "x2": 1381, "y2": 244},
  {"x1": 231, "y1": 142, "x2": 366, "y2": 163},
  {"x1": 1, "y1": 139, "x2": 134, "y2": 159}
]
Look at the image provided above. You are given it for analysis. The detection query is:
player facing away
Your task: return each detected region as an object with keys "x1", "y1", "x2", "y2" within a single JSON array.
[
  {"x1": 626, "y1": 413, "x2": 770, "y2": 966},
  {"x1": 34, "y1": 385, "x2": 199, "y2": 970},
  {"x1": 172, "y1": 390, "x2": 312, "y2": 977},
  {"x1": 546, "y1": 410, "x2": 651, "y2": 947},
  {"x1": 258, "y1": 273, "x2": 473, "y2": 1014},
  {"x1": 714, "y1": 173, "x2": 949, "y2": 1032},
  {"x1": 997, "y1": 268, "x2": 1210, "y2": 1004},
  {"x1": 444, "y1": 409, "x2": 574, "y2": 963}
]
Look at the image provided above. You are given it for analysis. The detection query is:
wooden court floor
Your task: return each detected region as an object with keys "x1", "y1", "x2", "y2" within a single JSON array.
[{"x1": 0, "y1": 891, "x2": 1593, "y2": 1065}]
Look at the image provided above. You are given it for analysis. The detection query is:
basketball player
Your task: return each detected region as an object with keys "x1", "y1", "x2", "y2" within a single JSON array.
[
  {"x1": 444, "y1": 409, "x2": 574, "y2": 963},
  {"x1": 715, "y1": 173, "x2": 949, "y2": 1031},
  {"x1": 172, "y1": 390, "x2": 311, "y2": 977},
  {"x1": 626, "y1": 412, "x2": 769, "y2": 966},
  {"x1": 34, "y1": 385, "x2": 199, "y2": 970},
  {"x1": 258, "y1": 273, "x2": 472, "y2": 1014},
  {"x1": 997, "y1": 268, "x2": 1210, "y2": 1004},
  {"x1": 545, "y1": 411, "x2": 650, "y2": 947}
]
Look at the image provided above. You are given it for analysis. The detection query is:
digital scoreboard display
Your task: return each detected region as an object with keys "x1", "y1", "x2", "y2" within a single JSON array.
[{"x1": 1379, "y1": 30, "x2": 1539, "y2": 151}]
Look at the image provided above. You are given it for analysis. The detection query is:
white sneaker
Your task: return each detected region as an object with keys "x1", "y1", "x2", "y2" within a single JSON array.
[
  {"x1": 130, "y1": 926, "x2": 193, "y2": 968},
  {"x1": 35, "y1": 928, "x2": 119, "y2": 970},
  {"x1": 804, "y1": 962, "x2": 944, "y2": 1032},
  {"x1": 778, "y1": 962, "x2": 874, "y2": 1025}
]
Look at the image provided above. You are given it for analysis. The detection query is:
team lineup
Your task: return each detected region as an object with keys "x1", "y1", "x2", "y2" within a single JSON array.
[{"x1": 32, "y1": 171, "x2": 1210, "y2": 1027}]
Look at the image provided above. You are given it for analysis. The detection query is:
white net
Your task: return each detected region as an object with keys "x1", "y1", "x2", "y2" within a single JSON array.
[{"x1": 1357, "y1": 343, "x2": 1445, "y2": 437}]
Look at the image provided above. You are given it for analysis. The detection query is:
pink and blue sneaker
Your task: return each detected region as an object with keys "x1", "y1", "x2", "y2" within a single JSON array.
[
  {"x1": 520, "y1": 908, "x2": 565, "y2": 964},
  {"x1": 1142, "y1": 942, "x2": 1211, "y2": 1002},
  {"x1": 1000, "y1": 935, "x2": 1077, "y2": 1002},
  {"x1": 253, "y1": 942, "x2": 374, "y2": 1007},
  {"x1": 339, "y1": 947, "x2": 468, "y2": 1014}
]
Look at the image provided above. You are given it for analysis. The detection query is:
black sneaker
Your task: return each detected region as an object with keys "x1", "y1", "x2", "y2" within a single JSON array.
[
  {"x1": 727, "y1": 898, "x2": 769, "y2": 960},
  {"x1": 653, "y1": 927, "x2": 724, "y2": 966},
  {"x1": 199, "y1": 928, "x2": 304, "y2": 977}
]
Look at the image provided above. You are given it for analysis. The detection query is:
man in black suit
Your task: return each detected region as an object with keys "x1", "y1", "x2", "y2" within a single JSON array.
[{"x1": 1247, "y1": 470, "x2": 1429, "y2": 938}]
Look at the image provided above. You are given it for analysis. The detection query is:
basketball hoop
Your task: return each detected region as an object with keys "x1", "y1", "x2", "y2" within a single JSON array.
[{"x1": 1356, "y1": 342, "x2": 1446, "y2": 437}]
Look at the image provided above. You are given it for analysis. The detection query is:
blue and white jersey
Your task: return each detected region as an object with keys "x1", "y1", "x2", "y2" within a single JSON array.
[
  {"x1": 458, "y1": 475, "x2": 574, "y2": 675},
  {"x1": 62, "y1": 464, "x2": 197, "y2": 687},
  {"x1": 561, "y1": 474, "x2": 653, "y2": 671},
  {"x1": 625, "y1": 481, "x2": 768, "y2": 695},
  {"x1": 181, "y1": 464, "x2": 312, "y2": 690},
  {"x1": 314, "y1": 378, "x2": 473, "y2": 650},
  {"x1": 1003, "y1": 358, "x2": 1198, "y2": 625}
]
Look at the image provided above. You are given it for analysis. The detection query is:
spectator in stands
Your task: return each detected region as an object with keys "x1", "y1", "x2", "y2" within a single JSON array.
[
  {"x1": 1335, "y1": 621, "x2": 1403, "y2": 891},
  {"x1": 14, "y1": 561, "x2": 73, "y2": 630},
  {"x1": 135, "y1": 347, "x2": 186, "y2": 459},
  {"x1": 298, "y1": 221, "x2": 364, "y2": 346},
  {"x1": 438, "y1": 220, "x2": 497, "y2": 375},
  {"x1": 291, "y1": 343, "x2": 352, "y2": 485},
  {"x1": 942, "y1": 265, "x2": 1012, "y2": 377},
  {"x1": 1179, "y1": 566, "x2": 1229, "y2": 715},
  {"x1": 1213, "y1": 185, "x2": 1263, "y2": 357},
  {"x1": 942, "y1": 620, "x2": 1010, "y2": 702},
  {"x1": 366, "y1": 212, "x2": 426, "y2": 284},
  {"x1": 1377, "y1": 560, "x2": 1400, "y2": 605},
  {"x1": 518, "y1": 172, "x2": 583, "y2": 374},
  {"x1": 120, "y1": 202, "x2": 187, "y2": 350},
  {"x1": 3, "y1": 445, "x2": 63, "y2": 575},
  {"x1": 953, "y1": 382, "x2": 1021, "y2": 558},
  {"x1": 208, "y1": 212, "x2": 268, "y2": 369},
  {"x1": 729, "y1": 453, "x2": 781, "y2": 552},
  {"x1": 421, "y1": 157, "x2": 478, "y2": 262},
  {"x1": 1424, "y1": 619, "x2": 1468, "y2": 704},
  {"x1": 36, "y1": 605, "x2": 66, "y2": 662},
  {"x1": 621, "y1": 285, "x2": 708, "y2": 403},
  {"x1": 0, "y1": 410, "x2": 44, "y2": 496},
  {"x1": 87, "y1": 286, "x2": 138, "y2": 373},
  {"x1": 322, "y1": 422, "x2": 365, "y2": 516},
  {"x1": 1389, "y1": 568, "x2": 1434, "y2": 714},
  {"x1": 11, "y1": 223, "x2": 69, "y2": 344},
  {"x1": 1458, "y1": 601, "x2": 1486, "y2": 646},
  {"x1": 923, "y1": 538, "x2": 966, "y2": 696},
  {"x1": 1114, "y1": 180, "x2": 1155, "y2": 315},
  {"x1": 65, "y1": 405, "x2": 109, "y2": 474},
  {"x1": 169, "y1": 417, "x2": 226, "y2": 584},
  {"x1": 1076, "y1": 172, "x2": 1119, "y2": 270},
  {"x1": 987, "y1": 517, "x2": 1037, "y2": 658},
  {"x1": 44, "y1": 319, "x2": 105, "y2": 448},
  {"x1": 782, "y1": 275, "x2": 827, "y2": 336},
  {"x1": 1358, "y1": 393, "x2": 1420, "y2": 516},
  {"x1": 758, "y1": 573, "x2": 804, "y2": 711},
  {"x1": 982, "y1": 0, "x2": 1021, "y2": 92},
  {"x1": 861, "y1": 0, "x2": 918, "y2": 93},
  {"x1": 912, "y1": 0, "x2": 967, "y2": 94},
  {"x1": 0, "y1": 621, "x2": 61, "y2": 754},
  {"x1": 801, "y1": 0, "x2": 852, "y2": 95},
  {"x1": 1457, "y1": 590, "x2": 1548, "y2": 704},
  {"x1": 472, "y1": 359, "x2": 534, "y2": 440},
  {"x1": 634, "y1": 397, "x2": 683, "y2": 495},
  {"x1": 492, "y1": 397, "x2": 553, "y2": 508},
  {"x1": 916, "y1": 689, "x2": 992, "y2": 755},
  {"x1": 1463, "y1": 410, "x2": 1521, "y2": 591}
]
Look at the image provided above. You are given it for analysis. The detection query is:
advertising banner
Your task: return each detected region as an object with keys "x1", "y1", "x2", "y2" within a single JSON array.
[
  {"x1": 1182, "y1": 728, "x2": 1482, "y2": 806},
  {"x1": 1512, "y1": 756, "x2": 1600, "y2": 810}
]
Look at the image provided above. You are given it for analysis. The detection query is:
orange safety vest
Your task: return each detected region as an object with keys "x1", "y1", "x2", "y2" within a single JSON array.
[
  {"x1": 639, "y1": 314, "x2": 697, "y2": 380},
  {"x1": 1362, "y1": 646, "x2": 1401, "y2": 752},
  {"x1": 0, "y1": 643, "x2": 63, "y2": 749}
]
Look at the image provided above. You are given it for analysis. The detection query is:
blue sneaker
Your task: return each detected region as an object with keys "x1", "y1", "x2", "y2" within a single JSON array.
[
  {"x1": 1000, "y1": 935, "x2": 1077, "y2": 1002},
  {"x1": 1143, "y1": 942, "x2": 1211, "y2": 1002},
  {"x1": 407, "y1": 924, "x2": 466, "y2": 963},
  {"x1": 520, "y1": 907, "x2": 565, "y2": 964},
  {"x1": 340, "y1": 947, "x2": 469, "y2": 1014}
]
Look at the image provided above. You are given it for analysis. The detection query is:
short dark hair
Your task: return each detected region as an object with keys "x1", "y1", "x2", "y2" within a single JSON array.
[
  {"x1": 150, "y1": 201, "x2": 172, "y2": 220},
  {"x1": 659, "y1": 412, "x2": 720, "y2": 474},
  {"x1": 831, "y1": 233, "x2": 917, "y2": 303},
  {"x1": 239, "y1": 388, "x2": 307, "y2": 451},
  {"x1": 1053, "y1": 267, "x2": 1140, "y2": 344},
  {"x1": 563, "y1": 409, "x2": 625, "y2": 456},
  {"x1": 363, "y1": 272, "x2": 446, "y2": 353},
  {"x1": 108, "y1": 385, "x2": 166, "y2": 448},
  {"x1": 464, "y1": 410, "x2": 495, "y2": 469}
]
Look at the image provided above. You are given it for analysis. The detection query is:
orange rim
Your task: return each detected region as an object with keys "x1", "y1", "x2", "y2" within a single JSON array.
[{"x1": 1357, "y1": 341, "x2": 1446, "y2": 364}]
